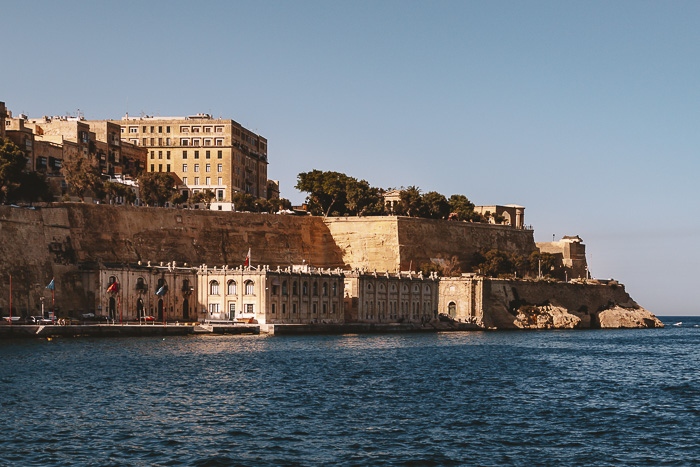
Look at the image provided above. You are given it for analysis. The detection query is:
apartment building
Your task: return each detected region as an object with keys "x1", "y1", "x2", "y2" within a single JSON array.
[{"x1": 105, "y1": 113, "x2": 269, "y2": 203}]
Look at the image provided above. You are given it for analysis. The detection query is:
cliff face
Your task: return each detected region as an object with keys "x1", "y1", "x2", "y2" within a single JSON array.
[{"x1": 481, "y1": 279, "x2": 663, "y2": 329}]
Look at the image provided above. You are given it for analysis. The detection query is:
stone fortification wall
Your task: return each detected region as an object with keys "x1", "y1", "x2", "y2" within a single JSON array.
[
  {"x1": 324, "y1": 216, "x2": 537, "y2": 273},
  {"x1": 0, "y1": 204, "x2": 345, "y2": 315},
  {"x1": 395, "y1": 217, "x2": 537, "y2": 272}
]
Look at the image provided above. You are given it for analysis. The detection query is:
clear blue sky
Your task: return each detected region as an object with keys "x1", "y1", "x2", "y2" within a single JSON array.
[{"x1": 2, "y1": 0, "x2": 698, "y2": 314}]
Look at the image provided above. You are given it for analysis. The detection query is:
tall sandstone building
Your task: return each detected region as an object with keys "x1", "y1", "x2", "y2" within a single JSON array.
[{"x1": 102, "y1": 114, "x2": 269, "y2": 202}]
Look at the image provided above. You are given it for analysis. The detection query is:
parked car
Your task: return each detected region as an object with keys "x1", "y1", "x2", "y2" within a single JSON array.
[{"x1": 2, "y1": 316, "x2": 21, "y2": 324}]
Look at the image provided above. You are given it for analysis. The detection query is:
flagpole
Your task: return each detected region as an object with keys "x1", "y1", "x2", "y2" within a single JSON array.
[{"x1": 9, "y1": 274, "x2": 12, "y2": 325}]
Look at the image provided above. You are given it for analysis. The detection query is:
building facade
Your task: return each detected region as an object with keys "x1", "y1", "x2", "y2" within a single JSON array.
[
  {"x1": 343, "y1": 270, "x2": 440, "y2": 324},
  {"x1": 102, "y1": 114, "x2": 269, "y2": 203}
]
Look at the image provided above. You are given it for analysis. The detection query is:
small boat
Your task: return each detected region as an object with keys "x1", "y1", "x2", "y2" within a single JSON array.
[{"x1": 673, "y1": 322, "x2": 682, "y2": 326}]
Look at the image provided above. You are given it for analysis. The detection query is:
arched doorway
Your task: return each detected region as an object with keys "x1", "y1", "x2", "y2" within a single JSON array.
[
  {"x1": 182, "y1": 299, "x2": 189, "y2": 320},
  {"x1": 157, "y1": 299, "x2": 164, "y2": 321},
  {"x1": 448, "y1": 301, "x2": 457, "y2": 318}
]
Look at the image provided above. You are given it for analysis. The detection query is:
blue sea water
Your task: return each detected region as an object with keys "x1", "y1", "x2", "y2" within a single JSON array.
[{"x1": 1, "y1": 316, "x2": 699, "y2": 466}]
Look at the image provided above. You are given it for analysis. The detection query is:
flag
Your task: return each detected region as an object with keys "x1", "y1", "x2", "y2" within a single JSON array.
[
  {"x1": 46, "y1": 279, "x2": 55, "y2": 290},
  {"x1": 107, "y1": 281, "x2": 119, "y2": 293},
  {"x1": 155, "y1": 284, "x2": 168, "y2": 296},
  {"x1": 244, "y1": 248, "x2": 251, "y2": 267}
]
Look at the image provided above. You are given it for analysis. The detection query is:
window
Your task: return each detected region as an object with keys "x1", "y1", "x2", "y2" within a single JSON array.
[
  {"x1": 282, "y1": 303, "x2": 286, "y2": 314},
  {"x1": 292, "y1": 281, "x2": 298, "y2": 295},
  {"x1": 215, "y1": 138, "x2": 223, "y2": 146},
  {"x1": 166, "y1": 164, "x2": 170, "y2": 172},
  {"x1": 204, "y1": 139, "x2": 212, "y2": 147},
  {"x1": 206, "y1": 150, "x2": 211, "y2": 158},
  {"x1": 158, "y1": 151, "x2": 162, "y2": 159},
  {"x1": 332, "y1": 283, "x2": 337, "y2": 296},
  {"x1": 129, "y1": 126, "x2": 137, "y2": 133},
  {"x1": 194, "y1": 177, "x2": 199, "y2": 185},
  {"x1": 245, "y1": 281, "x2": 254, "y2": 295},
  {"x1": 150, "y1": 126, "x2": 154, "y2": 133},
  {"x1": 158, "y1": 126, "x2": 162, "y2": 133},
  {"x1": 183, "y1": 177, "x2": 187, "y2": 184},
  {"x1": 210, "y1": 280, "x2": 219, "y2": 295},
  {"x1": 166, "y1": 151, "x2": 171, "y2": 159},
  {"x1": 150, "y1": 151, "x2": 155, "y2": 159},
  {"x1": 322, "y1": 282, "x2": 328, "y2": 296},
  {"x1": 217, "y1": 189, "x2": 223, "y2": 200},
  {"x1": 166, "y1": 126, "x2": 170, "y2": 133},
  {"x1": 292, "y1": 303, "x2": 297, "y2": 314},
  {"x1": 150, "y1": 164, "x2": 154, "y2": 172},
  {"x1": 282, "y1": 281, "x2": 288, "y2": 295},
  {"x1": 205, "y1": 177, "x2": 210, "y2": 185},
  {"x1": 182, "y1": 164, "x2": 188, "y2": 172},
  {"x1": 194, "y1": 164, "x2": 200, "y2": 172},
  {"x1": 142, "y1": 126, "x2": 147, "y2": 132},
  {"x1": 217, "y1": 178, "x2": 222, "y2": 186},
  {"x1": 303, "y1": 282, "x2": 308, "y2": 295},
  {"x1": 229, "y1": 302, "x2": 235, "y2": 318},
  {"x1": 192, "y1": 139, "x2": 200, "y2": 146},
  {"x1": 209, "y1": 303, "x2": 219, "y2": 314},
  {"x1": 228, "y1": 280, "x2": 237, "y2": 295},
  {"x1": 217, "y1": 164, "x2": 222, "y2": 172},
  {"x1": 215, "y1": 126, "x2": 223, "y2": 133},
  {"x1": 312, "y1": 303, "x2": 317, "y2": 314},
  {"x1": 313, "y1": 282, "x2": 318, "y2": 296},
  {"x1": 142, "y1": 138, "x2": 147, "y2": 146},
  {"x1": 158, "y1": 164, "x2": 163, "y2": 172},
  {"x1": 205, "y1": 164, "x2": 211, "y2": 172},
  {"x1": 180, "y1": 126, "x2": 189, "y2": 133},
  {"x1": 194, "y1": 150, "x2": 200, "y2": 159},
  {"x1": 246, "y1": 304, "x2": 254, "y2": 314},
  {"x1": 204, "y1": 126, "x2": 212, "y2": 133},
  {"x1": 272, "y1": 284, "x2": 279, "y2": 295},
  {"x1": 217, "y1": 150, "x2": 222, "y2": 159},
  {"x1": 182, "y1": 150, "x2": 188, "y2": 159},
  {"x1": 181, "y1": 138, "x2": 190, "y2": 146},
  {"x1": 271, "y1": 303, "x2": 276, "y2": 315},
  {"x1": 166, "y1": 137, "x2": 171, "y2": 145},
  {"x1": 192, "y1": 126, "x2": 200, "y2": 133}
]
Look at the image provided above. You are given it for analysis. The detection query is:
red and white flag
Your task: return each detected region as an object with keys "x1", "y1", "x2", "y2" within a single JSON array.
[{"x1": 244, "y1": 248, "x2": 251, "y2": 267}]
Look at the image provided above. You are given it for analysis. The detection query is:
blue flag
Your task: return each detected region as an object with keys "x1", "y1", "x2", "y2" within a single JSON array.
[
  {"x1": 155, "y1": 285, "x2": 167, "y2": 296},
  {"x1": 46, "y1": 279, "x2": 55, "y2": 290}
]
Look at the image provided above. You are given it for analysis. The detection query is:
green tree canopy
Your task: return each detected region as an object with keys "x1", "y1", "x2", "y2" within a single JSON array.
[
  {"x1": 138, "y1": 172, "x2": 177, "y2": 206},
  {"x1": 61, "y1": 153, "x2": 103, "y2": 200},
  {"x1": 422, "y1": 191, "x2": 450, "y2": 219},
  {"x1": 0, "y1": 137, "x2": 28, "y2": 203},
  {"x1": 296, "y1": 170, "x2": 351, "y2": 217}
]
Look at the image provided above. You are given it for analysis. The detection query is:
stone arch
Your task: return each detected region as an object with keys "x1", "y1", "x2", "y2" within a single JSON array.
[{"x1": 448, "y1": 301, "x2": 457, "y2": 318}]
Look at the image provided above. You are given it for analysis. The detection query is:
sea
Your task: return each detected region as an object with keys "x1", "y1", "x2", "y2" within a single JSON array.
[{"x1": 1, "y1": 315, "x2": 699, "y2": 467}]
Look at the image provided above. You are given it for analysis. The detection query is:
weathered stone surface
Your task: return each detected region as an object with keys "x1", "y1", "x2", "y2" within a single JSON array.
[{"x1": 597, "y1": 306, "x2": 664, "y2": 329}]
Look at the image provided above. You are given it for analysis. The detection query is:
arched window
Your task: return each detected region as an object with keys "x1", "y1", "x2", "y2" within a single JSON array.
[
  {"x1": 136, "y1": 277, "x2": 147, "y2": 292},
  {"x1": 282, "y1": 281, "x2": 288, "y2": 295},
  {"x1": 227, "y1": 280, "x2": 237, "y2": 295},
  {"x1": 332, "y1": 282, "x2": 337, "y2": 296},
  {"x1": 245, "y1": 280, "x2": 255, "y2": 295},
  {"x1": 302, "y1": 281, "x2": 308, "y2": 295},
  {"x1": 424, "y1": 285, "x2": 431, "y2": 294},
  {"x1": 292, "y1": 281, "x2": 298, "y2": 295},
  {"x1": 322, "y1": 282, "x2": 328, "y2": 296},
  {"x1": 210, "y1": 280, "x2": 219, "y2": 295},
  {"x1": 312, "y1": 281, "x2": 318, "y2": 296}
]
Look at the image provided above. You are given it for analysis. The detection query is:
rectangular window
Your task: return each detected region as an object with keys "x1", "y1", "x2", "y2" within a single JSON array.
[
  {"x1": 192, "y1": 139, "x2": 200, "y2": 146},
  {"x1": 246, "y1": 304, "x2": 254, "y2": 314},
  {"x1": 158, "y1": 151, "x2": 162, "y2": 159},
  {"x1": 217, "y1": 189, "x2": 223, "y2": 200},
  {"x1": 209, "y1": 303, "x2": 219, "y2": 314},
  {"x1": 182, "y1": 150, "x2": 187, "y2": 159},
  {"x1": 205, "y1": 177, "x2": 210, "y2": 185},
  {"x1": 150, "y1": 151, "x2": 154, "y2": 159},
  {"x1": 282, "y1": 303, "x2": 286, "y2": 314},
  {"x1": 194, "y1": 164, "x2": 199, "y2": 172},
  {"x1": 215, "y1": 139, "x2": 223, "y2": 146},
  {"x1": 142, "y1": 138, "x2": 147, "y2": 146},
  {"x1": 292, "y1": 303, "x2": 297, "y2": 314},
  {"x1": 142, "y1": 126, "x2": 146, "y2": 132},
  {"x1": 204, "y1": 139, "x2": 212, "y2": 147},
  {"x1": 217, "y1": 164, "x2": 222, "y2": 172},
  {"x1": 205, "y1": 164, "x2": 211, "y2": 172},
  {"x1": 158, "y1": 164, "x2": 163, "y2": 172},
  {"x1": 150, "y1": 138, "x2": 154, "y2": 145},
  {"x1": 218, "y1": 177, "x2": 222, "y2": 185},
  {"x1": 166, "y1": 164, "x2": 170, "y2": 172},
  {"x1": 194, "y1": 177, "x2": 199, "y2": 185},
  {"x1": 217, "y1": 150, "x2": 222, "y2": 159},
  {"x1": 229, "y1": 302, "x2": 235, "y2": 317},
  {"x1": 183, "y1": 177, "x2": 188, "y2": 184},
  {"x1": 158, "y1": 138, "x2": 162, "y2": 145},
  {"x1": 158, "y1": 126, "x2": 162, "y2": 133},
  {"x1": 150, "y1": 164, "x2": 154, "y2": 172},
  {"x1": 182, "y1": 164, "x2": 188, "y2": 172},
  {"x1": 215, "y1": 126, "x2": 223, "y2": 133},
  {"x1": 271, "y1": 303, "x2": 276, "y2": 315},
  {"x1": 150, "y1": 126, "x2": 154, "y2": 133},
  {"x1": 166, "y1": 137, "x2": 171, "y2": 145},
  {"x1": 204, "y1": 126, "x2": 212, "y2": 133},
  {"x1": 180, "y1": 126, "x2": 189, "y2": 133},
  {"x1": 129, "y1": 126, "x2": 137, "y2": 133},
  {"x1": 206, "y1": 150, "x2": 210, "y2": 159},
  {"x1": 181, "y1": 138, "x2": 189, "y2": 146},
  {"x1": 192, "y1": 126, "x2": 200, "y2": 133},
  {"x1": 166, "y1": 151, "x2": 171, "y2": 159},
  {"x1": 166, "y1": 126, "x2": 170, "y2": 133},
  {"x1": 194, "y1": 150, "x2": 200, "y2": 159}
]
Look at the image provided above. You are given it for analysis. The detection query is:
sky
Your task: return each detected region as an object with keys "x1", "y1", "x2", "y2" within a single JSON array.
[{"x1": 2, "y1": 0, "x2": 699, "y2": 315}]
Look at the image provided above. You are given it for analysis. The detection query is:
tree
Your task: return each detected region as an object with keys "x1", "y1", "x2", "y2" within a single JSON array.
[
  {"x1": 296, "y1": 170, "x2": 350, "y2": 217},
  {"x1": 10, "y1": 172, "x2": 52, "y2": 203},
  {"x1": 448, "y1": 194, "x2": 480, "y2": 221},
  {"x1": 346, "y1": 179, "x2": 385, "y2": 216},
  {"x1": 232, "y1": 191, "x2": 256, "y2": 212},
  {"x1": 0, "y1": 137, "x2": 28, "y2": 203},
  {"x1": 61, "y1": 153, "x2": 103, "y2": 200},
  {"x1": 398, "y1": 186, "x2": 424, "y2": 217},
  {"x1": 422, "y1": 191, "x2": 450, "y2": 219},
  {"x1": 138, "y1": 172, "x2": 177, "y2": 206}
]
